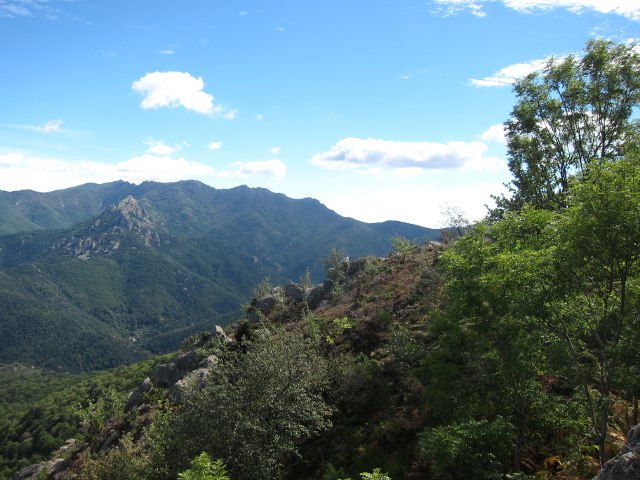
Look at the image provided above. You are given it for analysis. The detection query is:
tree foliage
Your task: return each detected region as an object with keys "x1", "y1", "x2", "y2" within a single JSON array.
[
  {"x1": 155, "y1": 330, "x2": 333, "y2": 480},
  {"x1": 435, "y1": 149, "x2": 640, "y2": 468},
  {"x1": 496, "y1": 39, "x2": 640, "y2": 213},
  {"x1": 177, "y1": 453, "x2": 229, "y2": 480}
]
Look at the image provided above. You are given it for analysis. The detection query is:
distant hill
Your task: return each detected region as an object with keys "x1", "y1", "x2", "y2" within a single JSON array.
[{"x1": 0, "y1": 181, "x2": 439, "y2": 372}]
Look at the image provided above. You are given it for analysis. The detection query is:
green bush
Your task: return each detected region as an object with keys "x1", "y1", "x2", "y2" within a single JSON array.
[
  {"x1": 419, "y1": 416, "x2": 514, "y2": 480},
  {"x1": 178, "y1": 452, "x2": 229, "y2": 480}
]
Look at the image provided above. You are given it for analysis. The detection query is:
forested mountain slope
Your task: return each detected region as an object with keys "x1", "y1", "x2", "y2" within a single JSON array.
[{"x1": 0, "y1": 181, "x2": 439, "y2": 372}]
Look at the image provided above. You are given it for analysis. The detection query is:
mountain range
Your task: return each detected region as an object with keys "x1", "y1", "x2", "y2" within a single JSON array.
[{"x1": 0, "y1": 180, "x2": 439, "y2": 372}]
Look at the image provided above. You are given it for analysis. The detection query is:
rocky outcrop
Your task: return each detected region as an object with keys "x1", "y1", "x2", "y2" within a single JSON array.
[
  {"x1": 124, "y1": 377, "x2": 153, "y2": 413},
  {"x1": 14, "y1": 439, "x2": 86, "y2": 480},
  {"x1": 154, "y1": 349, "x2": 200, "y2": 389},
  {"x1": 306, "y1": 280, "x2": 334, "y2": 309},
  {"x1": 594, "y1": 425, "x2": 640, "y2": 480},
  {"x1": 245, "y1": 278, "x2": 336, "y2": 323},
  {"x1": 153, "y1": 326, "x2": 229, "y2": 401},
  {"x1": 54, "y1": 195, "x2": 160, "y2": 259}
]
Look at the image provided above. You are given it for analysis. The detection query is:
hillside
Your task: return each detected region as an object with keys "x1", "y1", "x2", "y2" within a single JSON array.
[
  {"x1": 5, "y1": 244, "x2": 444, "y2": 480},
  {"x1": 10, "y1": 244, "x2": 635, "y2": 480},
  {"x1": 0, "y1": 181, "x2": 439, "y2": 372}
]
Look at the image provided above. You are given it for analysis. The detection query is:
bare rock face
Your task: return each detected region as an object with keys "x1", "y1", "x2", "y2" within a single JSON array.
[
  {"x1": 54, "y1": 195, "x2": 160, "y2": 259},
  {"x1": 594, "y1": 425, "x2": 640, "y2": 480}
]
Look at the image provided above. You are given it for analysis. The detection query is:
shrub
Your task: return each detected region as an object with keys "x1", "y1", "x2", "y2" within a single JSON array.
[{"x1": 419, "y1": 416, "x2": 515, "y2": 480}]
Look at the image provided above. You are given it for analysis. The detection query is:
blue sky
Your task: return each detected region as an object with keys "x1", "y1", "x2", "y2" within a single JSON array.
[{"x1": 0, "y1": 0, "x2": 638, "y2": 227}]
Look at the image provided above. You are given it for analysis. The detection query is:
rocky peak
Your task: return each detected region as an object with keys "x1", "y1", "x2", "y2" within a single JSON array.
[
  {"x1": 54, "y1": 195, "x2": 161, "y2": 260},
  {"x1": 115, "y1": 195, "x2": 145, "y2": 225},
  {"x1": 101, "y1": 195, "x2": 159, "y2": 243}
]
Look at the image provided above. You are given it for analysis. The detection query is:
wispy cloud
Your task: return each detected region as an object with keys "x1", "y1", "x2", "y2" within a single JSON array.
[
  {"x1": 0, "y1": 0, "x2": 57, "y2": 19},
  {"x1": 208, "y1": 141, "x2": 223, "y2": 151},
  {"x1": 470, "y1": 57, "x2": 549, "y2": 87},
  {"x1": 432, "y1": 0, "x2": 640, "y2": 20},
  {"x1": 6, "y1": 119, "x2": 85, "y2": 136},
  {"x1": 158, "y1": 49, "x2": 176, "y2": 55},
  {"x1": 132, "y1": 71, "x2": 235, "y2": 117},
  {"x1": 220, "y1": 159, "x2": 287, "y2": 179},
  {"x1": 432, "y1": 0, "x2": 487, "y2": 17},
  {"x1": 310, "y1": 137, "x2": 506, "y2": 174}
]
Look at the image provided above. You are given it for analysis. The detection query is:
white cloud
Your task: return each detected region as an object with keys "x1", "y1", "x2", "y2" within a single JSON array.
[
  {"x1": 145, "y1": 138, "x2": 180, "y2": 156},
  {"x1": 116, "y1": 154, "x2": 213, "y2": 183},
  {"x1": 221, "y1": 159, "x2": 287, "y2": 179},
  {"x1": 239, "y1": 10, "x2": 249, "y2": 16},
  {"x1": 255, "y1": 114, "x2": 264, "y2": 121},
  {"x1": 132, "y1": 71, "x2": 217, "y2": 115},
  {"x1": 208, "y1": 141, "x2": 223, "y2": 151},
  {"x1": 223, "y1": 109, "x2": 238, "y2": 120},
  {"x1": 471, "y1": 57, "x2": 549, "y2": 87},
  {"x1": 310, "y1": 137, "x2": 507, "y2": 173},
  {"x1": 480, "y1": 123, "x2": 507, "y2": 143},
  {"x1": 270, "y1": 146, "x2": 280, "y2": 155},
  {"x1": 38, "y1": 119, "x2": 64, "y2": 134},
  {"x1": 0, "y1": 146, "x2": 214, "y2": 192},
  {"x1": 432, "y1": 0, "x2": 640, "y2": 20},
  {"x1": 0, "y1": 152, "x2": 25, "y2": 167},
  {"x1": 158, "y1": 49, "x2": 176, "y2": 55}
]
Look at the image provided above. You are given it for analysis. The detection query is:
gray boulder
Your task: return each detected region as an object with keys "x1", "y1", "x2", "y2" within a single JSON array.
[
  {"x1": 154, "y1": 349, "x2": 200, "y2": 389},
  {"x1": 169, "y1": 367, "x2": 211, "y2": 402},
  {"x1": 154, "y1": 362, "x2": 179, "y2": 388},
  {"x1": 307, "y1": 280, "x2": 334, "y2": 309},
  {"x1": 124, "y1": 377, "x2": 153, "y2": 412},
  {"x1": 283, "y1": 283, "x2": 304, "y2": 303},
  {"x1": 594, "y1": 424, "x2": 640, "y2": 480},
  {"x1": 256, "y1": 295, "x2": 277, "y2": 315},
  {"x1": 215, "y1": 325, "x2": 233, "y2": 344}
]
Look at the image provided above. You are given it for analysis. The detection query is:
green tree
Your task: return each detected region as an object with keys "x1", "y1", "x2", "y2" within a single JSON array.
[
  {"x1": 178, "y1": 453, "x2": 229, "y2": 480},
  {"x1": 323, "y1": 246, "x2": 347, "y2": 283},
  {"x1": 72, "y1": 434, "x2": 151, "y2": 480},
  {"x1": 496, "y1": 39, "x2": 640, "y2": 214},
  {"x1": 435, "y1": 209, "x2": 559, "y2": 470},
  {"x1": 419, "y1": 417, "x2": 515, "y2": 480},
  {"x1": 158, "y1": 330, "x2": 333, "y2": 480},
  {"x1": 390, "y1": 235, "x2": 416, "y2": 260},
  {"x1": 546, "y1": 153, "x2": 640, "y2": 465}
]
